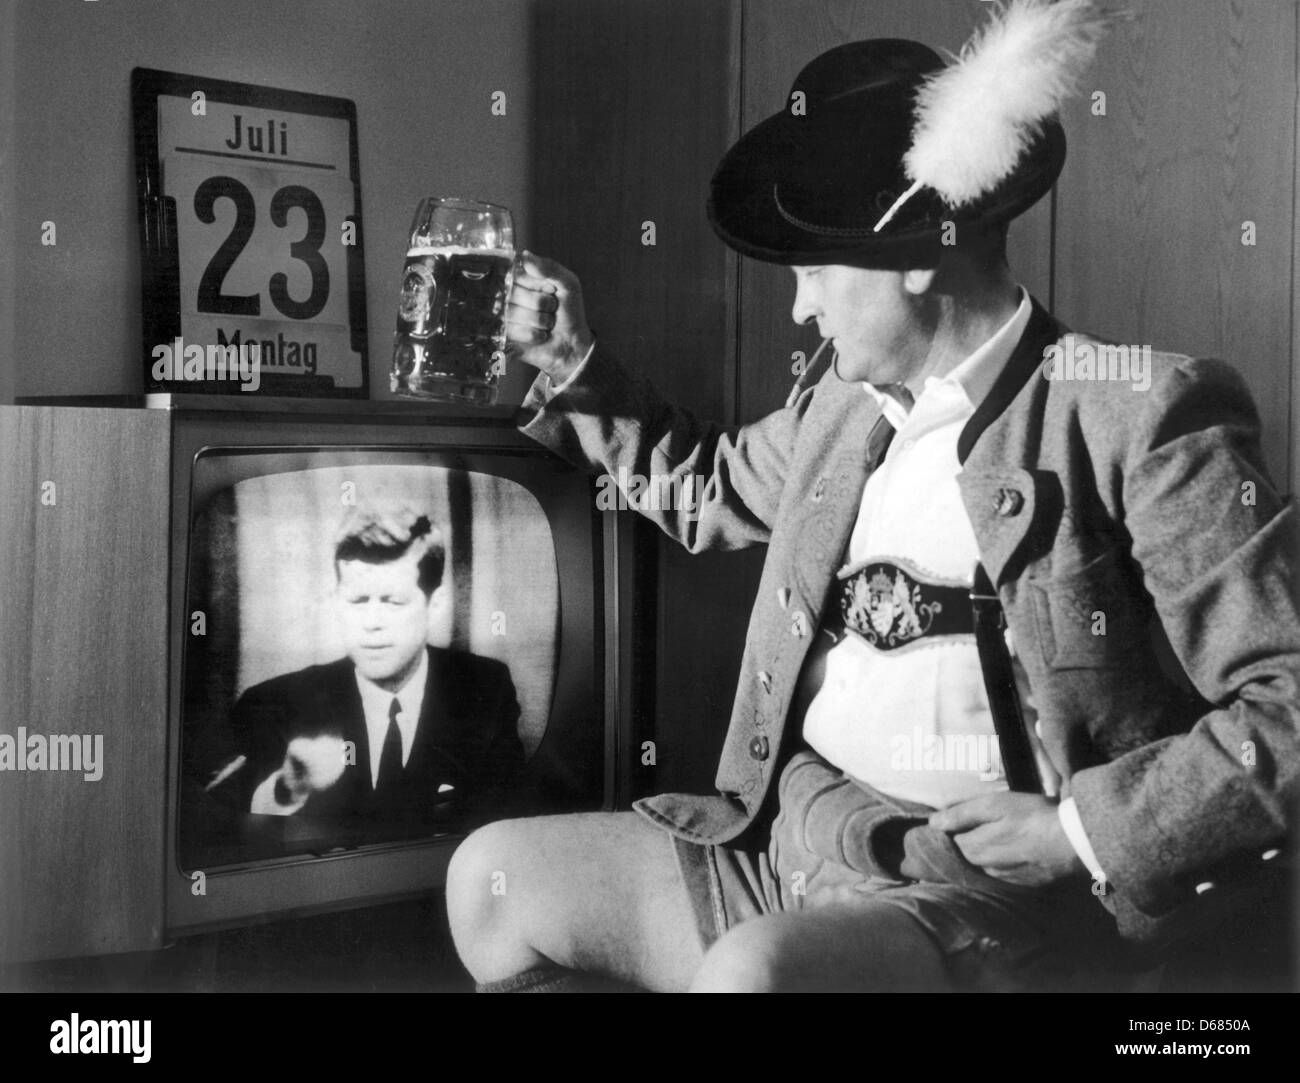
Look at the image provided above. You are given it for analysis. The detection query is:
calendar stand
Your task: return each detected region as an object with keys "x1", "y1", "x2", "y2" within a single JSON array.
[{"x1": 132, "y1": 68, "x2": 368, "y2": 398}]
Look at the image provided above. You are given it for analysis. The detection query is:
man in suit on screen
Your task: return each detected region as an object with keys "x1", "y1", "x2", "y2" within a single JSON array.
[{"x1": 220, "y1": 504, "x2": 526, "y2": 832}]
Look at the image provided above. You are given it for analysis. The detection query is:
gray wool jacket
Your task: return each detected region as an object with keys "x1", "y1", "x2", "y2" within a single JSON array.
[{"x1": 519, "y1": 297, "x2": 1299, "y2": 949}]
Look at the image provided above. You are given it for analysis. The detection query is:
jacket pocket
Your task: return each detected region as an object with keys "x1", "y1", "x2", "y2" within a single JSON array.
[{"x1": 1029, "y1": 547, "x2": 1141, "y2": 670}]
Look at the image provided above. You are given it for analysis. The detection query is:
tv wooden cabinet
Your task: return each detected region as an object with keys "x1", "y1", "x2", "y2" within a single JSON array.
[
  {"x1": 1, "y1": 396, "x2": 637, "y2": 965},
  {"x1": 1, "y1": 403, "x2": 171, "y2": 962}
]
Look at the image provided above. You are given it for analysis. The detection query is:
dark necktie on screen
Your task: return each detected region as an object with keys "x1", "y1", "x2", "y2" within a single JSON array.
[{"x1": 376, "y1": 697, "x2": 403, "y2": 793}]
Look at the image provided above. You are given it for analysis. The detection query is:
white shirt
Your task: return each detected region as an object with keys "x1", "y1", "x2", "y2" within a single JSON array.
[
  {"x1": 801, "y1": 289, "x2": 1037, "y2": 806},
  {"x1": 356, "y1": 649, "x2": 429, "y2": 789}
]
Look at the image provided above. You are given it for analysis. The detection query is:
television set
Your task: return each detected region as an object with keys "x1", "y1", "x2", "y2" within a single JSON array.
[{"x1": 0, "y1": 394, "x2": 649, "y2": 959}]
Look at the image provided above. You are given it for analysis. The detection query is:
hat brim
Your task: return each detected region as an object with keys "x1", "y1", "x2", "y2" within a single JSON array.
[{"x1": 707, "y1": 109, "x2": 1066, "y2": 269}]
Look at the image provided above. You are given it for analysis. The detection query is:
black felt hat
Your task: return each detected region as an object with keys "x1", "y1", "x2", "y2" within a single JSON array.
[{"x1": 706, "y1": 39, "x2": 1066, "y2": 269}]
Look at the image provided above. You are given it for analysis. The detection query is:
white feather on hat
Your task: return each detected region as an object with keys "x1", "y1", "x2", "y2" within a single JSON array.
[{"x1": 874, "y1": 0, "x2": 1115, "y2": 232}]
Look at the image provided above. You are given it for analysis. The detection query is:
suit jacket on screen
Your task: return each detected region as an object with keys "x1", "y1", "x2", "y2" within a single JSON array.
[
  {"x1": 227, "y1": 646, "x2": 525, "y2": 828},
  {"x1": 519, "y1": 296, "x2": 1300, "y2": 952}
]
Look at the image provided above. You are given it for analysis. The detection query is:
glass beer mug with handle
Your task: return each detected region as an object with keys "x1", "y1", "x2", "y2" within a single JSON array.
[{"x1": 391, "y1": 197, "x2": 515, "y2": 405}]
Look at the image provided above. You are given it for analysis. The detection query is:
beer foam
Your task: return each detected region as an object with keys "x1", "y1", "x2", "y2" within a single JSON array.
[{"x1": 405, "y1": 245, "x2": 515, "y2": 258}]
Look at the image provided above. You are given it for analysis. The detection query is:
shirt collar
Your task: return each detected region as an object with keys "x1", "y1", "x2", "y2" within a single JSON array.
[
  {"x1": 862, "y1": 286, "x2": 1032, "y2": 421},
  {"x1": 357, "y1": 647, "x2": 429, "y2": 786}
]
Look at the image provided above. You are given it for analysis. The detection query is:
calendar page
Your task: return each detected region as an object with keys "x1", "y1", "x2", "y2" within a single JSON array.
[{"x1": 134, "y1": 70, "x2": 367, "y2": 396}]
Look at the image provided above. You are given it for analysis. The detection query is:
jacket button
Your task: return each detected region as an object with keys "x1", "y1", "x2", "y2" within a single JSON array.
[
  {"x1": 757, "y1": 670, "x2": 773, "y2": 694},
  {"x1": 994, "y1": 488, "x2": 1023, "y2": 517},
  {"x1": 776, "y1": 588, "x2": 791, "y2": 610},
  {"x1": 748, "y1": 736, "x2": 769, "y2": 761},
  {"x1": 1194, "y1": 881, "x2": 1215, "y2": 896},
  {"x1": 1262, "y1": 848, "x2": 1280, "y2": 861}
]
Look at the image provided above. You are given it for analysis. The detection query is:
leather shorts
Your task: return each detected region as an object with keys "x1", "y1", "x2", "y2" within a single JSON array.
[{"x1": 672, "y1": 748, "x2": 1127, "y2": 991}]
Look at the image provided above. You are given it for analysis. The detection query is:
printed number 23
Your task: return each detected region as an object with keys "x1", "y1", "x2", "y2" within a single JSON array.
[{"x1": 194, "y1": 175, "x2": 330, "y2": 320}]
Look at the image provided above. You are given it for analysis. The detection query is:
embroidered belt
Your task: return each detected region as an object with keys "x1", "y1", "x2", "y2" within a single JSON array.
[
  {"x1": 820, "y1": 557, "x2": 1044, "y2": 794},
  {"x1": 830, "y1": 558, "x2": 973, "y2": 651}
]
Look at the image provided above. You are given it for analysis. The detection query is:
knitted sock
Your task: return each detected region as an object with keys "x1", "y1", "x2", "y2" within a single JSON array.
[{"x1": 475, "y1": 965, "x2": 642, "y2": 993}]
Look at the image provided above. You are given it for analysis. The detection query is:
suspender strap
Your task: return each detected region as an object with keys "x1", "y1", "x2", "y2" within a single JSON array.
[{"x1": 970, "y1": 563, "x2": 1042, "y2": 794}]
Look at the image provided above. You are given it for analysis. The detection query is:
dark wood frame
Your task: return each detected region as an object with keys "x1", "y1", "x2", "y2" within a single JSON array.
[{"x1": 131, "y1": 67, "x2": 369, "y2": 399}]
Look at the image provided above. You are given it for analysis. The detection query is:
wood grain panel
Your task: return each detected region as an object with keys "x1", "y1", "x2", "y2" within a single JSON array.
[
  {"x1": 531, "y1": 0, "x2": 751, "y2": 796},
  {"x1": 737, "y1": 0, "x2": 1055, "y2": 422},
  {"x1": 1054, "y1": 0, "x2": 1297, "y2": 491},
  {"x1": 0, "y1": 406, "x2": 170, "y2": 962},
  {"x1": 531, "y1": 0, "x2": 736, "y2": 407}
]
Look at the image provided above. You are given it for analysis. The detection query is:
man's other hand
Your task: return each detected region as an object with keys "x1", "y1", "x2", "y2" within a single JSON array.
[
  {"x1": 928, "y1": 792, "x2": 1088, "y2": 887},
  {"x1": 505, "y1": 251, "x2": 595, "y2": 384}
]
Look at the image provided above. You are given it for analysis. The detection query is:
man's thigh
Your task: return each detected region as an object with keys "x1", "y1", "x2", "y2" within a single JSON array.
[
  {"x1": 691, "y1": 902, "x2": 952, "y2": 992},
  {"x1": 446, "y1": 811, "x2": 705, "y2": 992}
]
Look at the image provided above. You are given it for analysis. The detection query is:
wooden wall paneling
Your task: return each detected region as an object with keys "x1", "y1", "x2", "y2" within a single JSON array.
[
  {"x1": 531, "y1": 1, "x2": 753, "y2": 796},
  {"x1": 737, "y1": 0, "x2": 1055, "y2": 422},
  {"x1": 1053, "y1": 0, "x2": 1297, "y2": 492},
  {"x1": 0, "y1": 406, "x2": 170, "y2": 962}
]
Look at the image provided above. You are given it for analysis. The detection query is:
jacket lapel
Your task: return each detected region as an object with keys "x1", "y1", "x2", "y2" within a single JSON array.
[
  {"x1": 340, "y1": 670, "x2": 368, "y2": 751},
  {"x1": 957, "y1": 298, "x2": 1066, "y2": 586},
  {"x1": 791, "y1": 401, "x2": 894, "y2": 613},
  {"x1": 407, "y1": 647, "x2": 472, "y2": 789},
  {"x1": 305, "y1": 661, "x2": 372, "y2": 813},
  {"x1": 409, "y1": 647, "x2": 444, "y2": 769},
  {"x1": 957, "y1": 297, "x2": 1062, "y2": 465}
]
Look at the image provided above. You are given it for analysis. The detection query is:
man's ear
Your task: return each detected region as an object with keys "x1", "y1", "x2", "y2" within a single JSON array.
[
  {"x1": 902, "y1": 267, "x2": 937, "y2": 296},
  {"x1": 425, "y1": 583, "x2": 448, "y2": 615}
]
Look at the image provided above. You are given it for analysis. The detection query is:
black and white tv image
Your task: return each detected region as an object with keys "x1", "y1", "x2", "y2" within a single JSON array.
[{"x1": 178, "y1": 448, "x2": 608, "y2": 870}]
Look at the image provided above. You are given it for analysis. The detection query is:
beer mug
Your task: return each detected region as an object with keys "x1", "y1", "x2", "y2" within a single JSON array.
[{"x1": 390, "y1": 197, "x2": 515, "y2": 405}]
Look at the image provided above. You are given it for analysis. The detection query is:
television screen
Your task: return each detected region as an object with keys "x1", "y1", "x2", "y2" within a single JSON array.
[{"x1": 178, "y1": 446, "x2": 604, "y2": 870}]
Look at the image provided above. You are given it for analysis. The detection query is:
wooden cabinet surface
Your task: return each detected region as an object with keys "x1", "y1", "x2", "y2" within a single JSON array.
[{"x1": 0, "y1": 405, "x2": 170, "y2": 963}]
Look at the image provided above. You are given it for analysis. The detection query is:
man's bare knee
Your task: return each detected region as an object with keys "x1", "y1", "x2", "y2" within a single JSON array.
[
  {"x1": 446, "y1": 818, "x2": 537, "y2": 980},
  {"x1": 447, "y1": 811, "x2": 695, "y2": 987}
]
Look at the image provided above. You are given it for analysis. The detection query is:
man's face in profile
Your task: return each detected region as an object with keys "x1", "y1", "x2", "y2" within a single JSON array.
[
  {"x1": 790, "y1": 263, "x2": 926, "y2": 386},
  {"x1": 334, "y1": 550, "x2": 433, "y2": 692}
]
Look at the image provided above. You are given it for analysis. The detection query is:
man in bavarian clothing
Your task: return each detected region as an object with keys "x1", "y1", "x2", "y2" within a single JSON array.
[{"x1": 447, "y1": 10, "x2": 1299, "y2": 992}]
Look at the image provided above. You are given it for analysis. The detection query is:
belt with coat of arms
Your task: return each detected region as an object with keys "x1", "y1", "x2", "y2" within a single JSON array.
[{"x1": 826, "y1": 556, "x2": 974, "y2": 651}]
